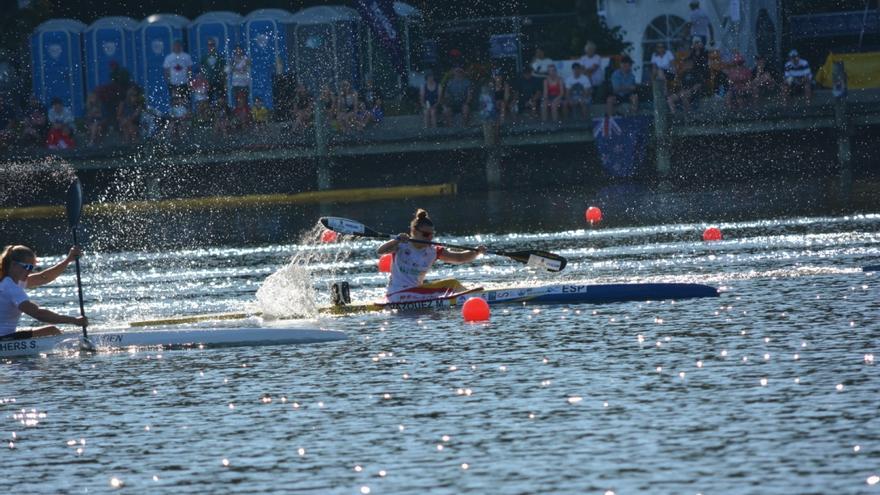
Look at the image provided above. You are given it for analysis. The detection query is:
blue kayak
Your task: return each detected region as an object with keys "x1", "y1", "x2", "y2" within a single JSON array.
[
  {"x1": 476, "y1": 283, "x2": 719, "y2": 305},
  {"x1": 864, "y1": 265, "x2": 880, "y2": 272}
]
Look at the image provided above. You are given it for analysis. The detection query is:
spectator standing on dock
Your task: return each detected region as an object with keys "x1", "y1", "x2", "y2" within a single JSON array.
[
  {"x1": 512, "y1": 65, "x2": 542, "y2": 119},
  {"x1": 782, "y1": 49, "x2": 812, "y2": 104},
  {"x1": 606, "y1": 56, "x2": 638, "y2": 116},
  {"x1": 531, "y1": 47, "x2": 554, "y2": 79},
  {"x1": 442, "y1": 66, "x2": 472, "y2": 127},
  {"x1": 420, "y1": 70, "x2": 441, "y2": 128},
  {"x1": 228, "y1": 47, "x2": 251, "y2": 103},
  {"x1": 201, "y1": 39, "x2": 226, "y2": 103},
  {"x1": 579, "y1": 41, "x2": 605, "y2": 101},
  {"x1": 565, "y1": 63, "x2": 592, "y2": 120},
  {"x1": 541, "y1": 64, "x2": 565, "y2": 122},
  {"x1": 163, "y1": 41, "x2": 192, "y2": 102},
  {"x1": 687, "y1": 1, "x2": 713, "y2": 47}
]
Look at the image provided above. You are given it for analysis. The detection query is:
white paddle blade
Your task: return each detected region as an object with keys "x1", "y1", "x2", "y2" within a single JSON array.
[
  {"x1": 321, "y1": 217, "x2": 366, "y2": 236},
  {"x1": 527, "y1": 254, "x2": 564, "y2": 272}
]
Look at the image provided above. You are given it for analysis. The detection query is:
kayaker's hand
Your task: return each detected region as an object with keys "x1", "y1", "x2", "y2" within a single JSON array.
[
  {"x1": 66, "y1": 245, "x2": 82, "y2": 263},
  {"x1": 396, "y1": 233, "x2": 410, "y2": 242},
  {"x1": 72, "y1": 316, "x2": 88, "y2": 327},
  {"x1": 476, "y1": 245, "x2": 488, "y2": 255}
]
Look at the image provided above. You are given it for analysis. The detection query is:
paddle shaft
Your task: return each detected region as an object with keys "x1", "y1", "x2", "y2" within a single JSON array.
[{"x1": 72, "y1": 228, "x2": 88, "y2": 338}]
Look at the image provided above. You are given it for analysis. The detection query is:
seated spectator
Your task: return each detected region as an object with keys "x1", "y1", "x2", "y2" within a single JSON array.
[
  {"x1": 168, "y1": 95, "x2": 191, "y2": 137},
  {"x1": 211, "y1": 101, "x2": 231, "y2": 137},
  {"x1": 47, "y1": 97, "x2": 74, "y2": 133},
  {"x1": 139, "y1": 106, "x2": 161, "y2": 140},
  {"x1": 231, "y1": 92, "x2": 250, "y2": 130},
  {"x1": 84, "y1": 92, "x2": 104, "y2": 147},
  {"x1": 20, "y1": 96, "x2": 48, "y2": 145},
  {"x1": 442, "y1": 66, "x2": 472, "y2": 126},
  {"x1": 531, "y1": 47, "x2": 554, "y2": 80},
  {"x1": 746, "y1": 55, "x2": 777, "y2": 103},
  {"x1": 318, "y1": 85, "x2": 337, "y2": 126},
  {"x1": 512, "y1": 66, "x2": 542, "y2": 119},
  {"x1": 667, "y1": 38, "x2": 708, "y2": 114},
  {"x1": 579, "y1": 41, "x2": 605, "y2": 101},
  {"x1": 565, "y1": 63, "x2": 592, "y2": 120},
  {"x1": 542, "y1": 64, "x2": 565, "y2": 122},
  {"x1": 358, "y1": 77, "x2": 384, "y2": 128},
  {"x1": 723, "y1": 52, "x2": 752, "y2": 109},
  {"x1": 46, "y1": 124, "x2": 75, "y2": 150},
  {"x1": 251, "y1": 96, "x2": 269, "y2": 124},
  {"x1": 491, "y1": 69, "x2": 512, "y2": 123},
  {"x1": 191, "y1": 73, "x2": 209, "y2": 107},
  {"x1": 707, "y1": 47, "x2": 728, "y2": 97},
  {"x1": 651, "y1": 43, "x2": 676, "y2": 84},
  {"x1": 291, "y1": 83, "x2": 313, "y2": 132},
  {"x1": 336, "y1": 80, "x2": 362, "y2": 131},
  {"x1": 420, "y1": 70, "x2": 441, "y2": 128},
  {"x1": 478, "y1": 83, "x2": 497, "y2": 125},
  {"x1": 606, "y1": 56, "x2": 639, "y2": 116},
  {"x1": 117, "y1": 87, "x2": 142, "y2": 143},
  {"x1": 228, "y1": 46, "x2": 251, "y2": 103},
  {"x1": 782, "y1": 49, "x2": 812, "y2": 104}
]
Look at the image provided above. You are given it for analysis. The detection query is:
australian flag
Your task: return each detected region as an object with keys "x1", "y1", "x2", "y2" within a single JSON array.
[
  {"x1": 355, "y1": 0, "x2": 407, "y2": 77},
  {"x1": 593, "y1": 115, "x2": 651, "y2": 178}
]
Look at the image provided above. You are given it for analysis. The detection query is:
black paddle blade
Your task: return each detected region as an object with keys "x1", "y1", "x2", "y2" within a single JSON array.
[
  {"x1": 66, "y1": 178, "x2": 83, "y2": 228},
  {"x1": 501, "y1": 250, "x2": 567, "y2": 272}
]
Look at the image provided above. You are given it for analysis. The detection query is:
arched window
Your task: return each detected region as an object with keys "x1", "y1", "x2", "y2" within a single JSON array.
[{"x1": 642, "y1": 15, "x2": 688, "y2": 68}]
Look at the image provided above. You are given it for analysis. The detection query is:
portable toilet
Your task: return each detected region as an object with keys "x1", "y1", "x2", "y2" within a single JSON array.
[
  {"x1": 242, "y1": 8, "x2": 295, "y2": 108},
  {"x1": 289, "y1": 6, "x2": 362, "y2": 93},
  {"x1": 135, "y1": 14, "x2": 189, "y2": 113},
  {"x1": 84, "y1": 17, "x2": 138, "y2": 95},
  {"x1": 30, "y1": 19, "x2": 87, "y2": 116},
  {"x1": 189, "y1": 12, "x2": 243, "y2": 106}
]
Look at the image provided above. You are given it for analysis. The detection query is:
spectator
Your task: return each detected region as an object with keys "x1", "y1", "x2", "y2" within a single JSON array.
[
  {"x1": 782, "y1": 49, "x2": 812, "y2": 104},
  {"x1": 46, "y1": 124, "x2": 75, "y2": 150},
  {"x1": 191, "y1": 73, "x2": 209, "y2": 106},
  {"x1": 579, "y1": 41, "x2": 605, "y2": 99},
  {"x1": 47, "y1": 97, "x2": 74, "y2": 132},
  {"x1": 420, "y1": 70, "x2": 441, "y2": 128},
  {"x1": 541, "y1": 64, "x2": 565, "y2": 122},
  {"x1": 512, "y1": 65, "x2": 542, "y2": 119},
  {"x1": 687, "y1": 1, "x2": 713, "y2": 47},
  {"x1": 565, "y1": 62, "x2": 592, "y2": 120},
  {"x1": 163, "y1": 40, "x2": 192, "y2": 102},
  {"x1": 478, "y1": 83, "x2": 497, "y2": 125},
  {"x1": 707, "y1": 47, "x2": 728, "y2": 97},
  {"x1": 211, "y1": 100, "x2": 231, "y2": 137},
  {"x1": 491, "y1": 69, "x2": 512, "y2": 123},
  {"x1": 85, "y1": 92, "x2": 103, "y2": 146},
  {"x1": 20, "y1": 96, "x2": 47, "y2": 145},
  {"x1": 251, "y1": 96, "x2": 269, "y2": 124},
  {"x1": 651, "y1": 43, "x2": 676, "y2": 83},
  {"x1": 336, "y1": 80, "x2": 362, "y2": 131},
  {"x1": 359, "y1": 77, "x2": 384, "y2": 128},
  {"x1": 168, "y1": 95, "x2": 190, "y2": 137},
  {"x1": 746, "y1": 55, "x2": 777, "y2": 103},
  {"x1": 117, "y1": 87, "x2": 142, "y2": 144},
  {"x1": 318, "y1": 85, "x2": 337, "y2": 126},
  {"x1": 667, "y1": 40, "x2": 708, "y2": 114},
  {"x1": 606, "y1": 56, "x2": 639, "y2": 116},
  {"x1": 201, "y1": 38, "x2": 226, "y2": 103},
  {"x1": 231, "y1": 92, "x2": 251, "y2": 130},
  {"x1": 723, "y1": 52, "x2": 752, "y2": 109},
  {"x1": 442, "y1": 66, "x2": 472, "y2": 126},
  {"x1": 291, "y1": 83, "x2": 313, "y2": 132},
  {"x1": 531, "y1": 47, "x2": 554, "y2": 79},
  {"x1": 228, "y1": 47, "x2": 251, "y2": 103}
]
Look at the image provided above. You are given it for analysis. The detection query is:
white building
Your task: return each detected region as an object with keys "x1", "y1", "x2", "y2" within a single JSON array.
[{"x1": 597, "y1": 0, "x2": 781, "y2": 80}]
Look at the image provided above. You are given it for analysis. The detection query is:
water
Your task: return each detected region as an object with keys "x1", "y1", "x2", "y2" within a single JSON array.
[{"x1": 2, "y1": 185, "x2": 879, "y2": 494}]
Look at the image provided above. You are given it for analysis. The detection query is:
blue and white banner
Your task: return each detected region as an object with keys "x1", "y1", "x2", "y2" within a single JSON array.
[
  {"x1": 355, "y1": 0, "x2": 407, "y2": 77},
  {"x1": 593, "y1": 115, "x2": 651, "y2": 178}
]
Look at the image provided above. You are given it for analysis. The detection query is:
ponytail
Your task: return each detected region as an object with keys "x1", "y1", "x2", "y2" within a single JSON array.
[
  {"x1": 0, "y1": 245, "x2": 35, "y2": 280},
  {"x1": 410, "y1": 208, "x2": 434, "y2": 231}
]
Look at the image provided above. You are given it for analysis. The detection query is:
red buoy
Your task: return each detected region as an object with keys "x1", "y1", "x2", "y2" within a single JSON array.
[
  {"x1": 321, "y1": 230, "x2": 338, "y2": 243},
  {"x1": 378, "y1": 253, "x2": 393, "y2": 273},
  {"x1": 462, "y1": 298, "x2": 490, "y2": 322},
  {"x1": 585, "y1": 206, "x2": 603, "y2": 224},
  {"x1": 703, "y1": 227, "x2": 723, "y2": 241}
]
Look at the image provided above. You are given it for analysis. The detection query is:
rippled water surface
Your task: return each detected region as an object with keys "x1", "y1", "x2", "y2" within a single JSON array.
[{"x1": 2, "y1": 189, "x2": 880, "y2": 494}]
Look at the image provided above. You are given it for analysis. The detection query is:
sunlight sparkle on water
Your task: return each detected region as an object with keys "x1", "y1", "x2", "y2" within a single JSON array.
[{"x1": 868, "y1": 475, "x2": 879, "y2": 485}]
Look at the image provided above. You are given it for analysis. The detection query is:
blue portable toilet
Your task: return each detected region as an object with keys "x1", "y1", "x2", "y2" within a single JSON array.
[
  {"x1": 135, "y1": 14, "x2": 189, "y2": 114},
  {"x1": 290, "y1": 6, "x2": 363, "y2": 93},
  {"x1": 188, "y1": 11, "x2": 243, "y2": 106},
  {"x1": 84, "y1": 17, "x2": 138, "y2": 95},
  {"x1": 242, "y1": 8, "x2": 295, "y2": 109},
  {"x1": 31, "y1": 19, "x2": 87, "y2": 117}
]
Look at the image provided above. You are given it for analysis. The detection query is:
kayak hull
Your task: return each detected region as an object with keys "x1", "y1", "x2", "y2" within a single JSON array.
[
  {"x1": 864, "y1": 265, "x2": 879, "y2": 272},
  {"x1": 0, "y1": 327, "x2": 347, "y2": 358}
]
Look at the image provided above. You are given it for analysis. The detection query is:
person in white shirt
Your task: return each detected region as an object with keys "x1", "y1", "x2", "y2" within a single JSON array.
[
  {"x1": 47, "y1": 97, "x2": 74, "y2": 131},
  {"x1": 530, "y1": 47, "x2": 554, "y2": 79},
  {"x1": 163, "y1": 40, "x2": 193, "y2": 102},
  {"x1": 782, "y1": 49, "x2": 812, "y2": 103},
  {"x1": 578, "y1": 41, "x2": 604, "y2": 100},
  {"x1": 0, "y1": 245, "x2": 87, "y2": 340},
  {"x1": 650, "y1": 43, "x2": 676, "y2": 82},
  {"x1": 564, "y1": 63, "x2": 592, "y2": 119},
  {"x1": 688, "y1": 1, "x2": 713, "y2": 46}
]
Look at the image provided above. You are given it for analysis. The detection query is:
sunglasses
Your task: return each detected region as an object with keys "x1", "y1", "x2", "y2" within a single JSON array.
[
  {"x1": 15, "y1": 261, "x2": 36, "y2": 272},
  {"x1": 415, "y1": 229, "x2": 434, "y2": 239}
]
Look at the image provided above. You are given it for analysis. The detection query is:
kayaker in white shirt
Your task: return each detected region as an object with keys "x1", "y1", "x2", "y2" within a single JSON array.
[
  {"x1": 377, "y1": 209, "x2": 486, "y2": 302},
  {"x1": 0, "y1": 245, "x2": 88, "y2": 340}
]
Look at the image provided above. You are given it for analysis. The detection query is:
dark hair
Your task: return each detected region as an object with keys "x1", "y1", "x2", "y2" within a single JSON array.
[
  {"x1": 409, "y1": 209, "x2": 433, "y2": 231},
  {"x1": 51, "y1": 97, "x2": 62, "y2": 105},
  {"x1": 621, "y1": 56, "x2": 634, "y2": 64},
  {"x1": 0, "y1": 245, "x2": 35, "y2": 279}
]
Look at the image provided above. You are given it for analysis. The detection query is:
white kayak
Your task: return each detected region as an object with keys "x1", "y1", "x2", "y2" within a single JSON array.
[{"x1": 0, "y1": 326, "x2": 347, "y2": 358}]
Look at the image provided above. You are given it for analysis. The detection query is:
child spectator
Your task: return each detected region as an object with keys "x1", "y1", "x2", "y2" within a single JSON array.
[
  {"x1": 746, "y1": 55, "x2": 777, "y2": 103},
  {"x1": 47, "y1": 97, "x2": 74, "y2": 132},
  {"x1": 168, "y1": 96, "x2": 191, "y2": 137},
  {"x1": 228, "y1": 46, "x2": 251, "y2": 103},
  {"x1": 420, "y1": 70, "x2": 441, "y2": 128},
  {"x1": 232, "y1": 92, "x2": 251, "y2": 130},
  {"x1": 46, "y1": 124, "x2": 75, "y2": 150},
  {"x1": 565, "y1": 63, "x2": 592, "y2": 120},
  {"x1": 542, "y1": 64, "x2": 565, "y2": 122},
  {"x1": 723, "y1": 52, "x2": 752, "y2": 109},
  {"x1": 85, "y1": 92, "x2": 103, "y2": 146},
  {"x1": 512, "y1": 66, "x2": 542, "y2": 119},
  {"x1": 606, "y1": 56, "x2": 639, "y2": 116},
  {"x1": 442, "y1": 66, "x2": 472, "y2": 126},
  {"x1": 117, "y1": 87, "x2": 142, "y2": 143},
  {"x1": 191, "y1": 73, "x2": 209, "y2": 106},
  {"x1": 783, "y1": 49, "x2": 812, "y2": 104},
  {"x1": 251, "y1": 96, "x2": 269, "y2": 124}
]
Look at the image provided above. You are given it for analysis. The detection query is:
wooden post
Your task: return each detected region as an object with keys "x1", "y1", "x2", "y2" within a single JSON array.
[
  {"x1": 483, "y1": 121, "x2": 502, "y2": 189},
  {"x1": 833, "y1": 60, "x2": 851, "y2": 202},
  {"x1": 314, "y1": 98, "x2": 332, "y2": 190},
  {"x1": 652, "y1": 75, "x2": 671, "y2": 178}
]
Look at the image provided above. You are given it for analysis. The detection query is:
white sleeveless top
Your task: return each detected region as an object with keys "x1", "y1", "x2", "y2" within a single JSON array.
[
  {"x1": 386, "y1": 243, "x2": 443, "y2": 296},
  {"x1": 0, "y1": 276, "x2": 29, "y2": 336}
]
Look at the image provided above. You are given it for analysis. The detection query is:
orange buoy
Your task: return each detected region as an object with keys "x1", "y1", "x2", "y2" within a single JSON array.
[
  {"x1": 321, "y1": 230, "x2": 338, "y2": 243},
  {"x1": 462, "y1": 298, "x2": 490, "y2": 322},
  {"x1": 585, "y1": 206, "x2": 603, "y2": 224},
  {"x1": 378, "y1": 253, "x2": 393, "y2": 273},
  {"x1": 703, "y1": 227, "x2": 722, "y2": 241}
]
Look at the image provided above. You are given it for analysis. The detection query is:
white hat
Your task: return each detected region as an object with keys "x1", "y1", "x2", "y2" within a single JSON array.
[
  {"x1": 692, "y1": 36, "x2": 703, "y2": 46},
  {"x1": 788, "y1": 49, "x2": 799, "y2": 57}
]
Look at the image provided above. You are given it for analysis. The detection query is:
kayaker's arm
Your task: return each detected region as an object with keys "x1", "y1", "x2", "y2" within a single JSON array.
[
  {"x1": 27, "y1": 246, "x2": 81, "y2": 289},
  {"x1": 377, "y1": 234, "x2": 409, "y2": 255},
  {"x1": 438, "y1": 245, "x2": 487, "y2": 264},
  {"x1": 19, "y1": 300, "x2": 88, "y2": 327}
]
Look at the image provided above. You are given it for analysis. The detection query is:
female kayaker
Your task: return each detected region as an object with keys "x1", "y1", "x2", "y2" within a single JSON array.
[
  {"x1": 377, "y1": 209, "x2": 486, "y2": 302},
  {"x1": 0, "y1": 245, "x2": 88, "y2": 340}
]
